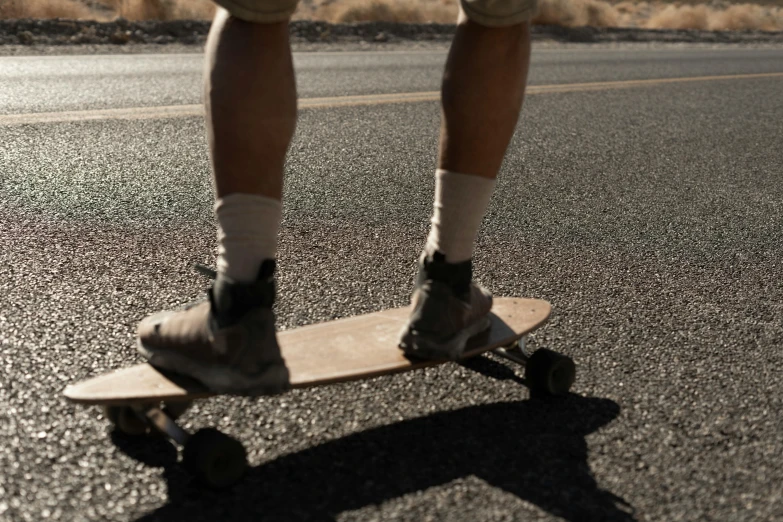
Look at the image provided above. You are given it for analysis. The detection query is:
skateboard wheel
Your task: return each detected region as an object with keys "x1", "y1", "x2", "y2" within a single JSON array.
[
  {"x1": 102, "y1": 405, "x2": 149, "y2": 436},
  {"x1": 183, "y1": 428, "x2": 247, "y2": 488},
  {"x1": 524, "y1": 348, "x2": 576, "y2": 396}
]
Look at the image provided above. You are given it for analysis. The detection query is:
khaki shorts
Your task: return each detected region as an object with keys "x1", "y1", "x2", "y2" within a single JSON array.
[{"x1": 214, "y1": 0, "x2": 538, "y2": 27}]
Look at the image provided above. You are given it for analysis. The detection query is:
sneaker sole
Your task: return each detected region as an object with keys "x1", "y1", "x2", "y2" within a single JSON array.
[
  {"x1": 399, "y1": 315, "x2": 492, "y2": 361},
  {"x1": 137, "y1": 339, "x2": 290, "y2": 397}
]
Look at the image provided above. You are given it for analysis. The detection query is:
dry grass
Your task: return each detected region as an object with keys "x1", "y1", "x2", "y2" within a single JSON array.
[
  {"x1": 299, "y1": 0, "x2": 783, "y2": 29},
  {"x1": 0, "y1": 0, "x2": 214, "y2": 20},
  {"x1": 310, "y1": 0, "x2": 457, "y2": 23},
  {"x1": 534, "y1": 0, "x2": 620, "y2": 27},
  {"x1": 0, "y1": 0, "x2": 96, "y2": 19},
  {"x1": 1, "y1": 0, "x2": 782, "y2": 31},
  {"x1": 97, "y1": 0, "x2": 215, "y2": 20},
  {"x1": 645, "y1": 3, "x2": 783, "y2": 30},
  {"x1": 532, "y1": 0, "x2": 783, "y2": 30}
]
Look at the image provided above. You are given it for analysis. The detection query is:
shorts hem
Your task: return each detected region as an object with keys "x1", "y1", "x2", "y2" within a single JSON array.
[
  {"x1": 213, "y1": 0, "x2": 296, "y2": 23},
  {"x1": 460, "y1": 0, "x2": 538, "y2": 27}
]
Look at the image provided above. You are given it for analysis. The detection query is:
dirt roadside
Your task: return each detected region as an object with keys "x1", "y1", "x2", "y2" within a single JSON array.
[{"x1": 1, "y1": 19, "x2": 782, "y2": 55}]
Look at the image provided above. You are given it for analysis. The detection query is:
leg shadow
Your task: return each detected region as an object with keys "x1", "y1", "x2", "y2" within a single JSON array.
[
  {"x1": 459, "y1": 352, "x2": 527, "y2": 386},
  {"x1": 124, "y1": 393, "x2": 633, "y2": 521},
  {"x1": 110, "y1": 430, "x2": 178, "y2": 469}
]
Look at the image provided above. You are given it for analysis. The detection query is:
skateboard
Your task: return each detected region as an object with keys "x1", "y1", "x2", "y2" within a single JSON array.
[{"x1": 64, "y1": 297, "x2": 575, "y2": 488}]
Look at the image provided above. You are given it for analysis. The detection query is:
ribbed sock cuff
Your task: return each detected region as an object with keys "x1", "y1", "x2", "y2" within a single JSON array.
[
  {"x1": 425, "y1": 169, "x2": 496, "y2": 263},
  {"x1": 215, "y1": 193, "x2": 282, "y2": 283}
]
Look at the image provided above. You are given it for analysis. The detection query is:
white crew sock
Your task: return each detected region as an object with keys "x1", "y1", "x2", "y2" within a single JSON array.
[
  {"x1": 425, "y1": 169, "x2": 496, "y2": 263},
  {"x1": 215, "y1": 193, "x2": 282, "y2": 283}
]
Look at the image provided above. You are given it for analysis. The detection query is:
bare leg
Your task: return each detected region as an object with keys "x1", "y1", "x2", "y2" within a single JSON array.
[
  {"x1": 135, "y1": 8, "x2": 296, "y2": 395},
  {"x1": 400, "y1": 15, "x2": 533, "y2": 359},
  {"x1": 204, "y1": 8, "x2": 297, "y2": 282},
  {"x1": 204, "y1": 8, "x2": 296, "y2": 199},
  {"x1": 439, "y1": 16, "x2": 532, "y2": 179}
]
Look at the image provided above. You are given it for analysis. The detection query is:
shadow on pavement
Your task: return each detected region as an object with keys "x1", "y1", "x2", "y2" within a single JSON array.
[
  {"x1": 116, "y1": 382, "x2": 633, "y2": 522},
  {"x1": 111, "y1": 430, "x2": 179, "y2": 469}
]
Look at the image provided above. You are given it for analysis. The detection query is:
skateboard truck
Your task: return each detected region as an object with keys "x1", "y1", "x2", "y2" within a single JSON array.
[
  {"x1": 138, "y1": 405, "x2": 190, "y2": 445},
  {"x1": 105, "y1": 402, "x2": 248, "y2": 489},
  {"x1": 493, "y1": 335, "x2": 530, "y2": 365},
  {"x1": 493, "y1": 337, "x2": 576, "y2": 396}
]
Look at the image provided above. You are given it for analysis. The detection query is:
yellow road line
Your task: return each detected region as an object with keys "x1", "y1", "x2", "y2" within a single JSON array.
[
  {"x1": 301, "y1": 91, "x2": 439, "y2": 108},
  {"x1": 0, "y1": 104, "x2": 203, "y2": 125},
  {"x1": 527, "y1": 72, "x2": 783, "y2": 94},
  {"x1": 2, "y1": 71, "x2": 781, "y2": 126}
]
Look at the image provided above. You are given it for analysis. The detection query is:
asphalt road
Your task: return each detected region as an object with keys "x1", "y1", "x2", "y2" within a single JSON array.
[{"x1": 1, "y1": 47, "x2": 782, "y2": 521}]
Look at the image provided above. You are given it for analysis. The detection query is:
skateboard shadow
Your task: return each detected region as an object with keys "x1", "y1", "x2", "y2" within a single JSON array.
[
  {"x1": 125, "y1": 384, "x2": 634, "y2": 522},
  {"x1": 111, "y1": 431, "x2": 179, "y2": 469}
]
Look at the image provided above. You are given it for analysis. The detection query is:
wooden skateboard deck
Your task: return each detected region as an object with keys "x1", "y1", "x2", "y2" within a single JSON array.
[{"x1": 64, "y1": 297, "x2": 550, "y2": 406}]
